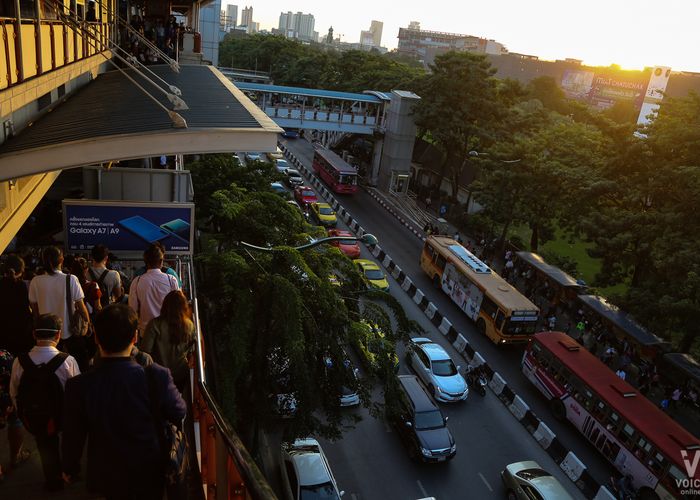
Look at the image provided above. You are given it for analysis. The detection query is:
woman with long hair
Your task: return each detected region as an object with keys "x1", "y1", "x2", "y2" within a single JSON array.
[
  {"x1": 70, "y1": 257, "x2": 102, "y2": 316},
  {"x1": 140, "y1": 290, "x2": 194, "y2": 393}
]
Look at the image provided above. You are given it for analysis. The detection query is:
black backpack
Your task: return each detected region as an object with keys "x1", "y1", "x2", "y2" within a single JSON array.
[
  {"x1": 89, "y1": 268, "x2": 110, "y2": 307},
  {"x1": 16, "y1": 352, "x2": 68, "y2": 437}
]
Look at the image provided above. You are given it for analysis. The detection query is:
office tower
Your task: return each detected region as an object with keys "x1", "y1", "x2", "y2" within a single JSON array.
[
  {"x1": 360, "y1": 20, "x2": 383, "y2": 48},
  {"x1": 241, "y1": 6, "x2": 254, "y2": 33},
  {"x1": 226, "y1": 4, "x2": 238, "y2": 30}
]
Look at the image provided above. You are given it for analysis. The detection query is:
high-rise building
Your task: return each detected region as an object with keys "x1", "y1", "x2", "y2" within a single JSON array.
[
  {"x1": 278, "y1": 11, "x2": 315, "y2": 41},
  {"x1": 226, "y1": 4, "x2": 238, "y2": 30},
  {"x1": 360, "y1": 20, "x2": 383, "y2": 48},
  {"x1": 296, "y1": 12, "x2": 315, "y2": 41},
  {"x1": 240, "y1": 6, "x2": 254, "y2": 33}
]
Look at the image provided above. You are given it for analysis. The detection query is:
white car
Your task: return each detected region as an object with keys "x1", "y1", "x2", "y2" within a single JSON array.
[
  {"x1": 501, "y1": 461, "x2": 574, "y2": 500},
  {"x1": 405, "y1": 338, "x2": 468, "y2": 403},
  {"x1": 276, "y1": 158, "x2": 290, "y2": 173},
  {"x1": 245, "y1": 152, "x2": 264, "y2": 162},
  {"x1": 281, "y1": 438, "x2": 344, "y2": 500},
  {"x1": 268, "y1": 147, "x2": 285, "y2": 160}
]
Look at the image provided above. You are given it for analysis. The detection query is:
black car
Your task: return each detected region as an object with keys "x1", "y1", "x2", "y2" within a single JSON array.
[{"x1": 390, "y1": 375, "x2": 456, "y2": 462}]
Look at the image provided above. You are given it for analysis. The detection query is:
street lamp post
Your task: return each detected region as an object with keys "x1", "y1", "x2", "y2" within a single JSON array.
[{"x1": 239, "y1": 233, "x2": 378, "y2": 252}]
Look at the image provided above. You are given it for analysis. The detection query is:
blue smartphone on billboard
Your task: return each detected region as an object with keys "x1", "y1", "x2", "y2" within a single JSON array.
[
  {"x1": 160, "y1": 219, "x2": 190, "y2": 240},
  {"x1": 118, "y1": 216, "x2": 171, "y2": 243}
]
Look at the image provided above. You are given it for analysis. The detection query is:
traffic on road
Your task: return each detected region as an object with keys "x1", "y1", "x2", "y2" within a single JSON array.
[{"x1": 250, "y1": 140, "x2": 588, "y2": 500}]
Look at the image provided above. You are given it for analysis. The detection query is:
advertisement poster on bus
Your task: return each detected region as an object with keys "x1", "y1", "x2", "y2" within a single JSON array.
[
  {"x1": 441, "y1": 263, "x2": 483, "y2": 321},
  {"x1": 63, "y1": 200, "x2": 195, "y2": 255},
  {"x1": 565, "y1": 397, "x2": 657, "y2": 491}
]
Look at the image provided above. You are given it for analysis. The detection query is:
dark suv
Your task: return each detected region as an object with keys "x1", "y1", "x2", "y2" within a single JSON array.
[{"x1": 390, "y1": 375, "x2": 456, "y2": 462}]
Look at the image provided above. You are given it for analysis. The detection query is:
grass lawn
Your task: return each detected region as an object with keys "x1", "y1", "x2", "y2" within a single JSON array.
[{"x1": 509, "y1": 225, "x2": 628, "y2": 297}]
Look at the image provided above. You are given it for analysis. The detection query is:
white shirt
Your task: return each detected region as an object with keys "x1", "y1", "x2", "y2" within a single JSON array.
[
  {"x1": 128, "y1": 268, "x2": 180, "y2": 331},
  {"x1": 89, "y1": 265, "x2": 122, "y2": 301},
  {"x1": 9, "y1": 345, "x2": 81, "y2": 408},
  {"x1": 29, "y1": 271, "x2": 85, "y2": 339}
]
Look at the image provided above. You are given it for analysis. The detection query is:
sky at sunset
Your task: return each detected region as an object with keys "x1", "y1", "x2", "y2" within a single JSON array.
[{"x1": 224, "y1": 0, "x2": 700, "y2": 72}]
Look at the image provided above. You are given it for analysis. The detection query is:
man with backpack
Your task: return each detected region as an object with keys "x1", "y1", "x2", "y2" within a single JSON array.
[
  {"x1": 62, "y1": 304, "x2": 186, "y2": 499},
  {"x1": 9, "y1": 314, "x2": 80, "y2": 491},
  {"x1": 89, "y1": 244, "x2": 122, "y2": 306}
]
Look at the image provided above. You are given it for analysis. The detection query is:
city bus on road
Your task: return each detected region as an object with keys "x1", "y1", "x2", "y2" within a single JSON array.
[
  {"x1": 523, "y1": 332, "x2": 700, "y2": 500},
  {"x1": 420, "y1": 236, "x2": 539, "y2": 345},
  {"x1": 312, "y1": 146, "x2": 358, "y2": 194}
]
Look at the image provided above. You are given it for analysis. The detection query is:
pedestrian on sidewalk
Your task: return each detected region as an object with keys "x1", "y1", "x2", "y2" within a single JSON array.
[
  {"x1": 425, "y1": 197, "x2": 432, "y2": 211},
  {"x1": 453, "y1": 232, "x2": 461, "y2": 243}
]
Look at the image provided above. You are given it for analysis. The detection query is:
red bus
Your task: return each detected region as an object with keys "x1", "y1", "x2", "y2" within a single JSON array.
[
  {"x1": 522, "y1": 332, "x2": 700, "y2": 499},
  {"x1": 312, "y1": 146, "x2": 358, "y2": 194}
]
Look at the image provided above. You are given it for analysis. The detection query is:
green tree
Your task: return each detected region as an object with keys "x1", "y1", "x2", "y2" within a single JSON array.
[
  {"x1": 413, "y1": 52, "x2": 507, "y2": 201},
  {"x1": 191, "y1": 155, "x2": 421, "y2": 449}
]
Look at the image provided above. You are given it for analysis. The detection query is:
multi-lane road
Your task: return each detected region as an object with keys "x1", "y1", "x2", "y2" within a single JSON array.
[{"x1": 271, "y1": 138, "x2": 613, "y2": 499}]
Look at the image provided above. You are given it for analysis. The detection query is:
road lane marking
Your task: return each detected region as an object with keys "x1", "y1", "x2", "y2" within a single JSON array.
[
  {"x1": 416, "y1": 480, "x2": 428, "y2": 497},
  {"x1": 478, "y1": 472, "x2": 493, "y2": 492}
]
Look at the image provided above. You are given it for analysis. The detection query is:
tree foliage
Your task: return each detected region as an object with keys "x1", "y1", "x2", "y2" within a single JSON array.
[
  {"x1": 412, "y1": 52, "x2": 507, "y2": 200},
  {"x1": 218, "y1": 34, "x2": 424, "y2": 93},
  {"x1": 191, "y1": 154, "x2": 420, "y2": 447}
]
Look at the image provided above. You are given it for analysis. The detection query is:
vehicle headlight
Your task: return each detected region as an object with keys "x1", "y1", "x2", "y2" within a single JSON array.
[
  {"x1": 420, "y1": 447, "x2": 432, "y2": 457},
  {"x1": 436, "y1": 385, "x2": 445, "y2": 393},
  {"x1": 450, "y1": 443, "x2": 457, "y2": 453}
]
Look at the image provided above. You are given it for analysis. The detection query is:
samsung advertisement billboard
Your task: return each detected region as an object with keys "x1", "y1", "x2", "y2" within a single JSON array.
[{"x1": 63, "y1": 200, "x2": 195, "y2": 255}]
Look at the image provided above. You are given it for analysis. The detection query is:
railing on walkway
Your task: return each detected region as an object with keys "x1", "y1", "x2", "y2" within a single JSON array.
[
  {"x1": 0, "y1": 18, "x2": 111, "y2": 90},
  {"x1": 185, "y1": 261, "x2": 278, "y2": 500}
]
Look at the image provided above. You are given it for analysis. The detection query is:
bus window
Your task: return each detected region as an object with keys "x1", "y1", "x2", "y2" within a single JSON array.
[
  {"x1": 481, "y1": 296, "x2": 498, "y2": 319},
  {"x1": 435, "y1": 255, "x2": 446, "y2": 270},
  {"x1": 619, "y1": 422, "x2": 634, "y2": 446},
  {"x1": 495, "y1": 310, "x2": 506, "y2": 331},
  {"x1": 633, "y1": 437, "x2": 652, "y2": 460},
  {"x1": 649, "y1": 452, "x2": 666, "y2": 474}
]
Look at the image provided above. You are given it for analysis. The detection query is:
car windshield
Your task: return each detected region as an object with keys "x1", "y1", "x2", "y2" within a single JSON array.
[
  {"x1": 319, "y1": 207, "x2": 334, "y2": 215},
  {"x1": 414, "y1": 410, "x2": 445, "y2": 430},
  {"x1": 288, "y1": 170, "x2": 300, "y2": 177},
  {"x1": 277, "y1": 160, "x2": 288, "y2": 166},
  {"x1": 302, "y1": 190, "x2": 315, "y2": 197},
  {"x1": 432, "y1": 359, "x2": 458, "y2": 376},
  {"x1": 364, "y1": 269, "x2": 384, "y2": 280},
  {"x1": 300, "y1": 482, "x2": 340, "y2": 500},
  {"x1": 515, "y1": 468, "x2": 552, "y2": 480}
]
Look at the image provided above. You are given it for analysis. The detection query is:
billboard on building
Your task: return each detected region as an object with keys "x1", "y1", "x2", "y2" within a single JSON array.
[
  {"x1": 561, "y1": 69, "x2": 595, "y2": 100},
  {"x1": 63, "y1": 200, "x2": 195, "y2": 255},
  {"x1": 561, "y1": 68, "x2": 648, "y2": 111},
  {"x1": 637, "y1": 66, "x2": 672, "y2": 126},
  {"x1": 587, "y1": 72, "x2": 647, "y2": 110}
]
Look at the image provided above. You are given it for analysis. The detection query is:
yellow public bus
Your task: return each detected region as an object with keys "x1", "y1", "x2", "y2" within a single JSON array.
[{"x1": 420, "y1": 236, "x2": 539, "y2": 345}]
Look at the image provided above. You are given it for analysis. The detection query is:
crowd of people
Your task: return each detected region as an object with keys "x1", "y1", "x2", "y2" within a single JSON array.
[
  {"x1": 125, "y1": 15, "x2": 183, "y2": 65},
  {"x1": 0, "y1": 242, "x2": 195, "y2": 498}
]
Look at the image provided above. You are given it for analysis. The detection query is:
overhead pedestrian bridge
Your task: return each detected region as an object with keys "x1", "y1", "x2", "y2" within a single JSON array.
[{"x1": 232, "y1": 82, "x2": 391, "y2": 135}]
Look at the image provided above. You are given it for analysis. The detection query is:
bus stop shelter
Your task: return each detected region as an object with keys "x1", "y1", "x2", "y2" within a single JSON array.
[
  {"x1": 515, "y1": 251, "x2": 586, "y2": 309},
  {"x1": 577, "y1": 294, "x2": 670, "y2": 358},
  {"x1": 661, "y1": 353, "x2": 700, "y2": 392}
]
